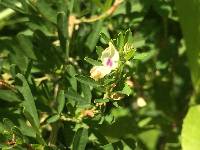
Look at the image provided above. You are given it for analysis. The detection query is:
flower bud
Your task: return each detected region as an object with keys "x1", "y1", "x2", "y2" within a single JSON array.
[
  {"x1": 123, "y1": 42, "x2": 135, "y2": 60},
  {"x1": 110, "y1": 92, "x2": 125, "y2": 100}
]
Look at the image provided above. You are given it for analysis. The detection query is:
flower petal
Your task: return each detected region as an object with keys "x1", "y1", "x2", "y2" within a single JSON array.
[
  {"x1": 101, "y1": 42, "x2": 116, "y2": 61},
  {"x1": 101, "y1": 42, "x2": 119, "y2": 70},
  {"x1": 90, "y1": 66, "x2": 111, "y2": 81}
]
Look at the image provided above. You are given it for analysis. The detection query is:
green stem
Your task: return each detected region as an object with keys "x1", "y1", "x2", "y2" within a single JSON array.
[
  {"x1": 48, "y1": 122, "x2": 60, "y2": 146},
  {"x1": 77, "y1": 0, "x2": 123, "y2": 24}
]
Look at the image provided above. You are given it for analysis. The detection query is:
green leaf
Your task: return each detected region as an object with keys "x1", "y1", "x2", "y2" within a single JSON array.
[
  {"x1": 24, "y1": 59, "x2": 33, "y2": 78},
  {"x1": 96, "y1": 46, "x2": 104, "y2": 57},
  {"x1": 57, "y1": 12, "x2": 68, "y2": 56},
  {"x1": 75, "y1": 74, "x2": 100, "y2": 87},
  {"x1": 133, "y1": 35, "x2": 145, "y2": 48},
  {"x1": 36, "y1": 0, "x2": 57, "y2": 23},
  {"x1": 72, "y1": 128, "x2": 88, "y2": 150},
  {"x1": 92, "y1": 0, "x2": 103, "y2": 9},
  {"x1": 102, "y1": 143, "x2": 114, "y2": 150},
  {"x1": 122, "y1": 138, "x2": 136, "y2": 150},
  {"x1": 175, "y1": 0, "x2": 200, "y2": 101},
  {"x1": 100, "y1": 32, "x2": 110, "y2": 44},
  {"x1": 117, "y1": 32, "x2": 124, "y2": 52},
  {"x1": 101, "y1": 140, "x2": 134, "y2": 150},
  {"x1": 133, "y1": 52, "x2": 149, "y2": 60},
  {"x1": 66, "y1": 64, "x2": 77, "y2": 91},
  {"x1": 68, "y1": 0, "x2": 75, "y2": 13},
  {"x1": 47, "y1": 114, "x2": 60, "y2": 124},
  {"x1": 94, "y1": 98, "x2": 110, "y2": 103},
  {"x1": 138, "y1": 129, "x2": 161, "y2": 150},
  {"x1": 23, "y1": 110, "x2": 45, "y2": 144},
  {"x1": 17, "y1": 34, "x2": 36, "y2": 60},
  {"x1": 181, "y1": 105, "x2": 200, "y2": 150},
  {"x1": 16, "y1": 73, "x2": 39, "y2": 128},
  {"x1": 125, "y1": 29, "x2": 134, "y2": 43},
  {"x1": 65, "y1": 88, "x2": 89, "y2": 106},
  {"x1": 84, "y1": 57, "x2": 102, "y2": 66},
  {"x1": 3, "y1": 118, "x2": 15, "y2": 131},
  {"x1": 22, "y1": 109, "x2": 38, "y2": 133},
  {"x1": 133, "y1": 50, "x2": 156, "y2": 62},
  {"x1": 86, "y1": 21, "x2": 103, "y2": 51},
  {"x1": 18, "y1": 117, "x2": 36, "y2": 138},
  {"x1": 0, "y1": 123, "x2": 4, "y2": 133},
  {"x1": 19, "y1": 0, "x2": 29, "y2": 13},
  {"x1": 81, "y1": 83, "x2": 92, "y2": 103},
  {"x1": 121, "y1": 83, "x2": 132, "y2": 96},
  {"x1": 0, "y1": 1, "x2": 25, "y2": 14},
  {"x1": 66, "y1": 65, "x2": 77, "y2": 77},
  {"x1": 102, "y1": 0, "x2": 112, "y2": 11},
  {"x1": 33, "y1": 30, "x2": 62, "y2": 69},
  {"x1": 29, "y1": 144, "x2": 45, "y2": 150},
  {"x1": 0, "y1": 90, "x2": 20, "y2": 102},
  {"x1": 11, "y1": 126, "x2": 24, "y2": 142},
  {"x1": 10, "y1": 64, "x2": 21, "y2": 78},
  {"x1": 124, "y1": 48, "x2": 135, "y2": 61},
  {"x1": 57, "y1": 90, "x2": 65, "y2": 114}
]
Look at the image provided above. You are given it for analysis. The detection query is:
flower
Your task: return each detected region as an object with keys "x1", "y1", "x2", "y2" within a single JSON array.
[
  {"x1": 101, "y1": 42, "x2": 119, "y2": 70},
  {"x1": 80, "y1": 107, "x2": 98, "y2": 118},
  {"x1": 90, "y1": 66, "x2": 111, "y2": 81},
  {"x1": 90, "y1": 42, "x2": 119, "y2": 81}
]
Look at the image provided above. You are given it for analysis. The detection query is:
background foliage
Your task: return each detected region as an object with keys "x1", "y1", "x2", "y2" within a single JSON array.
[{"x1": 0, "y1": 0, "x2": 199, "y2": 149}]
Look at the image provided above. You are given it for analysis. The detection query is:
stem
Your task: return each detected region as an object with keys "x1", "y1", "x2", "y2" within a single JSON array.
[
  {"x1": 78, "y1": 0, "x2": 123, "y2": 24},
  {"x1": 67, "y1": 0, "x2": 124, "y2": 38},
  {"x1": 48, "y1": 122, "x2": 60, "y2": 146},
  {"x1": 48, "y1": 84, "x2": 59, "y2": 146}
]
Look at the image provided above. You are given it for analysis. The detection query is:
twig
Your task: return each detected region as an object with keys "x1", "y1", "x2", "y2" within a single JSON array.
[
  {"x1": 68, "y1": 0, "x2": 124, "y2": 38},
  {"x1": 48, "y1": 83, "x2": 59, "y2": 146},
  {"x1": 78, "y1": 0, "x2": 123, "y2": 23}
]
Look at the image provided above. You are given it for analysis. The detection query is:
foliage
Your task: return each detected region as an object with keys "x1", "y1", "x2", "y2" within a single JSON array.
[
  {"x1": 0, "y1": 0, "x2": 198, "y2": 149},
  {"x1": 181, "y1": 105, "x2": 200, "y2": 150}
]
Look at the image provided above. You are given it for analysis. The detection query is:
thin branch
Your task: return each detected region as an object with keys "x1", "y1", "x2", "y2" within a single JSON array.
[
  {"x1": 78, "y1": 0, "x2": 123, "y2": 23},
  {"x1": 68, "y1": 0, "x2": 124, "y2": 37}
]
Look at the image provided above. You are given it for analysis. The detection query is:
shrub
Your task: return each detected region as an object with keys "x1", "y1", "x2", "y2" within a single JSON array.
[{"x1": 0, "y1": 0, "x2": 199, "y2": 150}]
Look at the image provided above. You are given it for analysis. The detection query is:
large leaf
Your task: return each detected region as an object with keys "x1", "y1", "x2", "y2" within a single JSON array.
[
  {"x1": 175, "y1": 0, "x2": 200, "y2": 101},
  {"x1": 0, "y1": 90, "x2": 20, "y2": 102},
  {"x1": 181, "y1": 105, "x2": 200, "y2": 150},
  {"x1": 16, "y1": 73, "x2": 40, "y2": 128},
  {"x1": 72, "y1": 128, "x2": 88, "y2": 150}
]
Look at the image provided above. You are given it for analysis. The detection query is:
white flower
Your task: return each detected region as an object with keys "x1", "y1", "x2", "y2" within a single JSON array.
[
  {"x1": 90, "y1": 42, "x2": 120, "y2": 81},
  {"x1": 90, "y1": 66, "x2": 111, "y2": 81},
  {"x1": 101, "y1": 42, "x2": 119, "y2": 70},
  {"x1": 136, "y1": 97, "x2": 147, "y2": 107}
]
